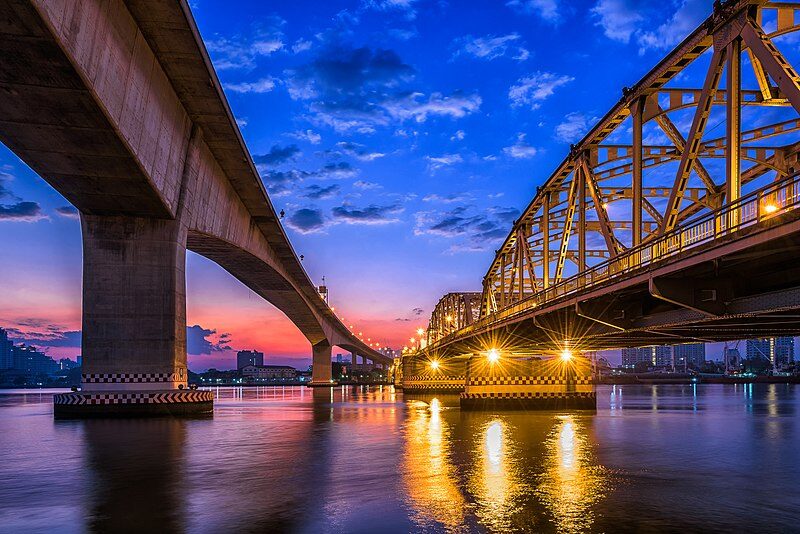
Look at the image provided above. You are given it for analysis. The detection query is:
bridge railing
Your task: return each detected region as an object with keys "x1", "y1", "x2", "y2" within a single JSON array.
[{"x1": 435, "y1": 174, "x2": 800, "y2": 344}]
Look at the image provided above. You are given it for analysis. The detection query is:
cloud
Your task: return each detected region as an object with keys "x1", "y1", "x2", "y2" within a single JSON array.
[
  {"x1": 383, "y1": 91, "x2": 482, "y2": 123},
  {"x1": 412, "y1": 307, "x2": 424, "y2": 316},
  {"x1": 55, "y1": 206, "x2": 79, "y2": 219},
  {"x1": 353, "y1": 180, "x2": 382, "y2": 190},
  {"x1": 259, "y1": 162, "x2": 358, "y2": 196},
  {"x1": 331, "y1": 202, "x2": 403, "y2": 225},
  {"x1": 422, "y1": 193, "x2": 472, "y2": 203},
  {"x1": 224, "y1": 77, "x2": 276, "y2": 94},
  {"x1": 591, "y1": 0, "x2": 644, "y2": 43},
  {"x1": 414, "y1": 205, "x2": 520, "y2": 252},
  {"x1": 286, "y1": 208, "x2": 327, "y2": 233},
  {"x1": 254, "y1": 144, "x2": 301, "y2": 166},
  {"x1": 287, "y1": 44, "x2": 479, "y2": 133},
  {"x1": 453, "y1": 33, "x2": 529, "y2": 61},
  {"x1": 7, "y1": 325, "x2": 82, "y2": 348},
  {"x1": 506, "y1": 0, "x2": 560, "y2": 23},
  {"x1": 304, "y1": 184, "x2": 340, "y2": 200},
  {"x1": 187, "y1": 324, "x2": 232, "y2": 355},
  {"x1": 290, "y1": 46, "x2": 414, "y2": 98},
  {"x1": 288, "y1": 129, "x2": 322, "y2": 144},
  {"x1": 509, "y1": 72, "x2": 574, "y2": 109},
  {"x1": 503, "y1": 133, "x2": 539, "y2": 159},
  {"x1": 0, "y1": 201, "x2": 45, "y2": 222},
  {"x1": 236, "y1": 117, "x2": 248, "y2": 128},
  {"x1": 333, "y1": 141, "x2": 386, "y2": 161},
  {"x1": 362, "y1": 0, "x2": 420, "y2": 19},
  {"x1": 425, "y1": 153, "x2": 463, "y2": 171},
  {"x1": 555, "y1": 112, "x2": 595, "y2": 143},
  {"x1": 0, "y1": 171, "x2": 16, "y2": 200},
  {"x1": 292, "y1": 39, "x2": 313, "y2": 53},
  {"x1": 591, "y1": 0, "x2": 708, "y2": 54},
  {"x1": 451, "y1": 130, "x2": 465, "y2": 141},
  {"x1": 205, "y1": 18, "x2": 286, "y2": 70},
  {"x1": 636, "y1": 0, "x2": 708, "y2": 54}
]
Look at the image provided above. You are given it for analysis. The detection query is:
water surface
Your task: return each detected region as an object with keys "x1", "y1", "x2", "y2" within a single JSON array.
[{"x1": 0, "y1": 384, "x2": 797, "y2": 533}]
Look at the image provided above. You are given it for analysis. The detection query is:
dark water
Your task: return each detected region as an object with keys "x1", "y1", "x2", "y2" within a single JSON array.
[{"x1": 0, "y1": 384, "x2": 798, "y2": 533}]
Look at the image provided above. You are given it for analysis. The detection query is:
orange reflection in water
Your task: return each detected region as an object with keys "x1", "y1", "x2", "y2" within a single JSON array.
[
  {"x1": 537, "y1": 415, "x2": 608, "y2": 533},
  {"x1": 470, "y1": 418, "x2": 524, "y2": 532},
  {"x1": 401, "y1": 398, "x2": 466, "y2": 530}
]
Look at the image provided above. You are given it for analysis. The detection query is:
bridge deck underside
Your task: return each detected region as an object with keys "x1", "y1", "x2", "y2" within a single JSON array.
[{"x1": 429, "y1": 215, "x2": 800, "y2": 357}]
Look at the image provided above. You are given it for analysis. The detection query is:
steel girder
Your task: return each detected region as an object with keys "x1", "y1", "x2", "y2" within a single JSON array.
[{"x1": 471, "y1": 0, "x2": 800, "y2": 322}]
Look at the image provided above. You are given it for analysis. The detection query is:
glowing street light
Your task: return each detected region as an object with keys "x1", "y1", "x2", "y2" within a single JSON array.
[
  {"x1": 416, "y1": 328, "x2": 425, "y2": 337},
  {"x1": 561, "y1": 348, "x2": 573, "y2": 362},
  {"x1": 410, "y1": 337, "x2": 416, "y2": 344},
  {"x1": 764, "y1": 203, "x2": 779, "y2": 214},
  {"x1": 487, "y1": 348, "x2": 500, "y2": 363},
  {"x1": 429, "y1": 360, "x2": 440, "y2": 371}
]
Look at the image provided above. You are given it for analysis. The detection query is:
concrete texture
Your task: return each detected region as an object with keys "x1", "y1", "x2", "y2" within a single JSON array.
[{"x1": 0, "y1": 0, "x2": 389, "y2": 403}]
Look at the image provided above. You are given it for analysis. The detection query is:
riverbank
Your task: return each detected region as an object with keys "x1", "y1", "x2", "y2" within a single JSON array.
[{"x1": 598, "y1": 374, "x2": 800, "y2": 385}]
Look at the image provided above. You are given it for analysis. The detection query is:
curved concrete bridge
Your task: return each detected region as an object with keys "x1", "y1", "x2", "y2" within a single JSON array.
[{"x1": 0, "y1": 0, "x2": 389, "y2": 412}]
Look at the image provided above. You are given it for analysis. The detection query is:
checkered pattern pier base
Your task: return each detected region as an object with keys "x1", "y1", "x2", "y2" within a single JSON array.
[{"x1": 53, "y1": 389, "x2": 213, "y2": 417}]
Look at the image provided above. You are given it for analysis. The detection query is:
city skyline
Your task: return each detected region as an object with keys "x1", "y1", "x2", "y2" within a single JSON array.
[{"x1": 0, "y1": 0, "x2": 777, "y2": 369}]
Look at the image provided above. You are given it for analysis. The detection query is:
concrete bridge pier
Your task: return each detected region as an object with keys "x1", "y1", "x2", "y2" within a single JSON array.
[
  {"x1": 53, "y1": 215, "x2": 213, "y2": 417},
  {"x1": 309, "y1": 342, "x2": 334, "y2": 387}
]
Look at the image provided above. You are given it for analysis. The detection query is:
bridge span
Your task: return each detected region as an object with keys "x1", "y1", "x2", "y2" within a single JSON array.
[
  {"x1": 407, "y1": 0, "x2": 800, "y2": 408},
  {"x1": 0, "y1": 0, "x2": 389, "y2": 414}
]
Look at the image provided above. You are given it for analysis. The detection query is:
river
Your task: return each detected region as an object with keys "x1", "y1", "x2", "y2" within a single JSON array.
[{"x1": 0, "y1": 384, "x2": 797, "y2": 533}]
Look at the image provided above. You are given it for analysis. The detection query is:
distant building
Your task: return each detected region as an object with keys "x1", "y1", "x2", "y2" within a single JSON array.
[
  {"x1": 58, "y1": 358, "x2": 78, "y2": 371},
  {"x1": 746, "y1": 337, "x2": 794, "y2": 367},
  {"x1": 241, "y1": 365, "x2": 296, "y2": 380},
  {"x1": 724, "y1": 347, "x2": 742, "y2": 370},
  {"x1": 621, "y1": 345, "x2": 671, "y2": 368},
  {"x1": 12, "y1": 345, "x2": 57, "y2": 375},
  {"x1": 236, "y1": 350, "x2": 264, "y2": 370},
  {"x1": 0, "y1": 328, "x2": 12, "y2": 370},
  {"x1": 674, "y1": 343, "x2": 705, "y2": 368},
  {"x1": 336, "y1": 353, "x2": 343, "y2": 363}
]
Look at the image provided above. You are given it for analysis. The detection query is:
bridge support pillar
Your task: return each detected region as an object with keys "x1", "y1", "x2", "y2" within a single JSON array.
[
  {"x1": 54, "y1": 215, "x2": 212, "y2": 417},
  {"x1": 309, "y1": 341, "x2": 335, "y2": 387}
]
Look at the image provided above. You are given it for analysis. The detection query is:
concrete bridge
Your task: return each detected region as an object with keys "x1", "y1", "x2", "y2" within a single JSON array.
[{"x1": 0, "y1": 0, "x2": 389, "y2": 415}]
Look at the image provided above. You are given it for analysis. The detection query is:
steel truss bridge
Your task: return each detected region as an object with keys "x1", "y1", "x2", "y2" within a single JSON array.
[{"x1": 422, "y1": 0, "x2": 800, "y2": 360}]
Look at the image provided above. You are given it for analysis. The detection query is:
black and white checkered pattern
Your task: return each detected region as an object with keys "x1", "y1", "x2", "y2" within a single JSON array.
[
  {"x1": 460, "y1": 391, "x2": 596, "y2": 399},
  {"x1": 468, "y1": 376, "x2": 592, "y2": 386},
  {"x1": 82, "y1": 372, "x2": 177, "y2": 384}
]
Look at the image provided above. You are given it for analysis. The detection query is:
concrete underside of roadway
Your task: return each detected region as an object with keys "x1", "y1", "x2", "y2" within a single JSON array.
[{"x1": 427, "y1": 211, "x2": 800, "y2": 358}]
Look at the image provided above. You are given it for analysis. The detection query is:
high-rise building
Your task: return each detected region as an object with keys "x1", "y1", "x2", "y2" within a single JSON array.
[
  {"x1": 236, "y1": 350, "x2": 264, "y2": 370},
  {"x1": 746, "y1": 337, "x2": 794, "y2": 367},
  {"x1": 0, "y1": 328, "x2": 12, "y2": 370},
  {"x1": 622, "y1": 346, "x2": 672, "y2": 368},
  {"x1": 336, "y1": 353, "x2": 343, "y2": 363},
  {"x1": 11, "y1": 345, "x2": 57, "y2": 375},
  {"x1": 724, "y1": 347, "x2": 741, "y2": 370},
  {"x1": 674, "y1": 343, "x2": 706, "y2": 368},
  {"x1": 774, "y1": 337, "x2": 794, "y2": 366}
]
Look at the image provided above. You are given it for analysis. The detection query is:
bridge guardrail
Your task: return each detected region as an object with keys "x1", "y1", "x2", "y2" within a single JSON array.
[{"x1": 433, "y1": 174, "x2": 800, "y2": 345}]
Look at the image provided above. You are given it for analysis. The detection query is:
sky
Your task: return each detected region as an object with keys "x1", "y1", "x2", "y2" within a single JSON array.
[{"x1": 0, "y1": 0, "x2": 782, "y2": 370}]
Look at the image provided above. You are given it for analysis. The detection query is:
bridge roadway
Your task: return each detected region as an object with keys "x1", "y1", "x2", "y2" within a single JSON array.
[
  {"x1": 419, "y1": 0, "x2": 800, "y2": 368},
  {"x1": 0, "y1": 0, "x2": 389, "y2": 413}
]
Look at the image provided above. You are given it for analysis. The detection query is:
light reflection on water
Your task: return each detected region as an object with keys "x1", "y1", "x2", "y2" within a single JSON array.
[{"x1": 0, "y1": 384, "x2": 799, "y2": 533}]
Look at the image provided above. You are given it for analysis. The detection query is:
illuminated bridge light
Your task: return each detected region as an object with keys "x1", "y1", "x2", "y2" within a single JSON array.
[
  {"x1": 764, "y1": 203, "x2": 779, "y2": 214},
  {"x1": 417, "y1": 328, "x2": 425, "y2": 336},
  {"x1": 487, "y1": 348, "x2": 500, "y2": 363},
  {"x1": 561, "y1": 349, "x2": 573, "y2": 362},
  {"x1": 430, "y1": 360, "x2": 440, "y2": 371}
]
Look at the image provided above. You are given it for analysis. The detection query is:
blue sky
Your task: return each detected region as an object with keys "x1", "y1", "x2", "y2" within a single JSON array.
[{"x1": 1, "y1": 0, "x2": 749, "y2": 368}]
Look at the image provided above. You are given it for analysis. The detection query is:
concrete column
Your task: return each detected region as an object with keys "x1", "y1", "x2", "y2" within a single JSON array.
[
  {"x1": 310, "y1": 342, "x2": 333, "y2": 385},
  {"x1": 81, "y1": 214, "x2": 187, "y2": 391}
]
